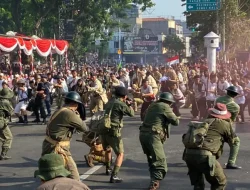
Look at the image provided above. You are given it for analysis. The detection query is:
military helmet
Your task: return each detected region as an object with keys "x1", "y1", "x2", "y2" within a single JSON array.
[
  {"x1": 114, "y1": 86, "x2": 128, "y2": 97},
  {"x1": 226, "y1": 86, "x2": 239, "y2": 94},
  {"x1": 0, "y1": 88, "x2": 14, "y2": 99},
  {"x1": 159, "y1": 92, "x2": 175, "y2": 103},
  {"x1": 64, "y1": 91, "x2": 82, "y2": 104}
]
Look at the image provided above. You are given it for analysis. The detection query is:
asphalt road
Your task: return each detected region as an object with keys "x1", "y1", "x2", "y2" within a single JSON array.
[{"x1": 1, "y1": 108, "x2": 250, "y2": 190}]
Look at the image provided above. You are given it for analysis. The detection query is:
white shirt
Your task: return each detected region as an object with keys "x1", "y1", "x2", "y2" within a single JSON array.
[
  {"x1": 218, "y1": 81, "x2": 230, "y2": 92},
  {"x1": 193, "y1": 83, "x2": 205, "y2": 99},
  {"x1": 177, "y1": 72, "x2": 183, "y2": 83},
  {"x1": 18, "y1": 87, "x2": 28, "y2": 100},
  {"x1": 67, "y1": 76, "x2": 80, "y2": 89},
  {"x1": 235, "y1": 85, "x2": 245, "y2": 104},
  {"x1": 206, "y1": 82, "x2": 217, "y2": 101}
]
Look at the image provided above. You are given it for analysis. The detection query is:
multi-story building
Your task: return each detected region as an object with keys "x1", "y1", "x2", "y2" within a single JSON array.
[{"x1": 142, "y1": 18, "x2": 176, "y2": 36}]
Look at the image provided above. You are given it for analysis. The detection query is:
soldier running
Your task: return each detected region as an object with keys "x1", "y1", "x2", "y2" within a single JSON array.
[
  {"x1": 140, "y1": 92, "x2": 179, "y2": 190},
  {"x1": 215, "y1": 86, "x2": 241, "y2": 169}
]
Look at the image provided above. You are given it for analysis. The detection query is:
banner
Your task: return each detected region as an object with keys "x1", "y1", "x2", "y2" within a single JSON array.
[{"x1": 123, "y1": 36, "x2": 159, "y2": 54}]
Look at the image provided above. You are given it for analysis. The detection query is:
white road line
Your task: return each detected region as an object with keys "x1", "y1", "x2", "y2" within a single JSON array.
[{"x1": 79, "y1": 165, "x2": 103, "y2": 181}]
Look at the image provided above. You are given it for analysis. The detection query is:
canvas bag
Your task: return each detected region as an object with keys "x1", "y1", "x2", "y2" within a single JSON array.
[
  {"x1": 182, "y1": 119, "x2": 215, "y2": 149},
  {"x1": 89, "y1": 101, "x2": 115, "y2": 134}
]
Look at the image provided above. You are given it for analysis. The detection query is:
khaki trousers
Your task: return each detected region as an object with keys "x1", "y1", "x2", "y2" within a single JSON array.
[
  {"x1": 0, "y1": 126, "x2": 13, "y2": 149},
  {"x1": 89, "y1": 96, "x2": 104, "y2": 115}
]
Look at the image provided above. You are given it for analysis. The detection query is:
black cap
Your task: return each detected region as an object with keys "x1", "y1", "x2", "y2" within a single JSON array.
[{"x1": 114, "y1": 86, "x2": 128, "y2": 97}]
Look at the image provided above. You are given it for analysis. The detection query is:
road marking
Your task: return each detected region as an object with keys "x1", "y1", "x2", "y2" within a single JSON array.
[{"x1": 79, "y1": 165, "x2": 103, "y2": 181}]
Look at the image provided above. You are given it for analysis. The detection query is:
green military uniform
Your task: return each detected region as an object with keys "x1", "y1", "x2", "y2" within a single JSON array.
[
  {"x1": 184, "y1": 118, "x2": 234, "y2": 190},
  {"x1": 102, "y1": 97, "x2": 134, "y2": 155},
  {"x1": 139, "y1": 101, "x2": 179, "y2": 188},
  {"x1": 42, "y1": 106, "x2": 88, "y2": 180},
  {"x1": 215, "y1": 95, "x2": 240, "y2": 166},
  {"x1": 0, "y1": 88, "x2": 14, "y2": 160}
]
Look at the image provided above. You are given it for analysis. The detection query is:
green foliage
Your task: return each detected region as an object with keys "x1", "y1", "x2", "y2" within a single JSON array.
[
  {"x1": 0, "y1": 0, "x2": 154, "y2": 62},
  {"x1": 163, "y1": 35, "x2": 185, "y2": 55}
]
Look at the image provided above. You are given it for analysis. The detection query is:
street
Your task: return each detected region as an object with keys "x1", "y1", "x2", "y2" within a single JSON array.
[{"x1": 1, "y1": 108, "x2": 250, "y2": 190}]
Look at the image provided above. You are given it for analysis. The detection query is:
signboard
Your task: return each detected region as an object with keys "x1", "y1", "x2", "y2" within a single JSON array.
[
  {"x1": 123, "y1": 36, "x2": 159, "y2": 54},
  {"x1": 187, "y1": 0, "x2": 218, "y2": 3},
  {"x1": 186, "y1": 0, "x2": 221, "y2": 12},
  {"x1": 117, "y1": 49, "x2": 121, "y2": 54}
]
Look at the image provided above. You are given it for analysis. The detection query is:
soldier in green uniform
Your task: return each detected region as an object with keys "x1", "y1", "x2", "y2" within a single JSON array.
[
  {"x1": 41, "y1": 91, "x2": 88, "y2": 181},
  {"x1": 140, "y1": 92, "x2": 179, "y2": 190},
  {"x1": 215, "y1": 86, "x2": 241, "y2": 169},
  {"x1": 0, "y1": 87, "x2": 14, "y2": 160},
  {"x1": 102, "y1": 86, "x2": 134, "y2": 183},
  {"x1": 183, "y1": 103, "x2": 235, "y2": 190}
]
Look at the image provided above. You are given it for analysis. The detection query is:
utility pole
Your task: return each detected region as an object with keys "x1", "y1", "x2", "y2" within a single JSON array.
[
  {"x1": 118, "y1": 19, "x2": 121, "y2": 65},
  {"x1": 222, "y1": 0, "x2": 226, "y2": 62}
]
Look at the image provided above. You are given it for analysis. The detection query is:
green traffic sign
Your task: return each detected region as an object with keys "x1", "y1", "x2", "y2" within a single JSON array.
[
  {"x1": 186, "y1": 2, "x2": 221, "y2": 11},
  {"x1": 186, "y1": 0, "x2": 219, "y2": 3}
]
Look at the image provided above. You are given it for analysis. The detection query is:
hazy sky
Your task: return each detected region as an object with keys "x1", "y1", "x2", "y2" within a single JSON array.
[{"x1": 143, "y1": 0, "x2": 186, "y2": 20}]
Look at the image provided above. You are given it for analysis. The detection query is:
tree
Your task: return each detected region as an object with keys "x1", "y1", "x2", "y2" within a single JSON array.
[{"x1": 163, "y1": 35, "x2": 185, "y2": 57}]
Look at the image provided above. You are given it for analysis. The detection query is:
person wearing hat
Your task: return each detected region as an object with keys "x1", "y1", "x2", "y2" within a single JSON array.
[
  {"x1": 35, "y1": 153, "x2": 90, "y2": 190},
  {"x1": 139, "y1": 92, "x2": 179, "y2": 190},
  {"x1": 101, "y1": 86, "x2": 134, "y2": 183},
  {"x1": 183, "y1": 103, "x2": 235, "y2": 190},
  {"x1": 215, "y1": 86, "x2": 241, "y2": 169},
  {"x1": 87, "y1": 72, "x2": 108, "y2": 115},
  {"x1": 41, "y1": 91, "x2": 88, "y2": 181},
  {"x1": 14, "y1": 79, "x2": 28, "y2": 124},
  {"x1": 0, "y1": 87, "x2": 14, "y2": 160}
]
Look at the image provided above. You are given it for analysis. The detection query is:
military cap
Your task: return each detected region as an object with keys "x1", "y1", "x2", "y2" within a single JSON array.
[
  {"x1": 34, "y1": 153, "x2": 71, "y2": 181},
  {"x1": 114, "y1": 86, "x2": 128, "y2": 97}
]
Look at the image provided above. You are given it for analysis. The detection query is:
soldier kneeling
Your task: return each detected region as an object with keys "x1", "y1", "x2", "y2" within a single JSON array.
[{"x1": 183, "y1": 103, "x2": 235, "y2": 190}]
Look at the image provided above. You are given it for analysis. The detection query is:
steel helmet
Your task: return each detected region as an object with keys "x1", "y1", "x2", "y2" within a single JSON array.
[
  {"x1": 226, "y1": 86, "x2": 239, "y2": 94},
  {"x1": 159, "y1": 92, "x2": 175, "y2": 103},
  {"x1": 65, "y1": 91, "x2": 82, "y2": 104}
]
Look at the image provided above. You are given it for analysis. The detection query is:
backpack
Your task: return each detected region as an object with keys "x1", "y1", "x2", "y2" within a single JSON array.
[
  {"x1": 89, "y1": 102, "x2": 115, "y2": 134},
  {"x1": 182, "y1": 119, "x2": 215, "y2": 149}
]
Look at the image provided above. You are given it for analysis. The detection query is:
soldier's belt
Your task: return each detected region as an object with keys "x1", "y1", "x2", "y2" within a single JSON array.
[
  {"x1": 45, "y1": 136, "x2": 70, "y2": 147},
  {"x1": 45, "y1": 136, "x2": 70, "y2": 165},
  {"x1": 186, "y1": 149, "x2": 212, "y2": 156}
]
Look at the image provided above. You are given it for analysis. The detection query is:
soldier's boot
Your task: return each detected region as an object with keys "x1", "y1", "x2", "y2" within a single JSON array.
[
  {"x1": 93, "y1": 155, "x2": 106, "y2": 164},
  {"x1": 110, "y1": 175, "x2": 123, "y2": 183},
  {"x1": 148, "y1": 180, "x2": 160, "y2": 190},
  {"x1": 0, "y1": 148, "x2": 11, "y2": 160},
  {"x1": 23, "y1": 115, "x2": 28, "y2": 124},
  {"x1": 17, "y1": 116, "x2": 24, "y2": 123},
  {"x1": 84, "y1": 154, "x2": 94, "y2": 167}
]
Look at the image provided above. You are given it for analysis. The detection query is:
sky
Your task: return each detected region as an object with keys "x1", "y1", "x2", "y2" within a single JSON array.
[{"x1": 143, "y1": 0, "x2": 186, "y2": 20}]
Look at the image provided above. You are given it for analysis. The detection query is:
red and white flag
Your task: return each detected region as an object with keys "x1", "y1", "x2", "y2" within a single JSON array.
[{"x1": 167, "y1": 56, "x2": 179, "y2": 65}]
